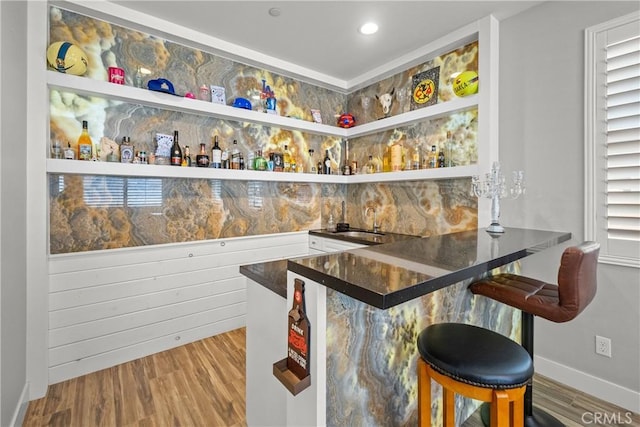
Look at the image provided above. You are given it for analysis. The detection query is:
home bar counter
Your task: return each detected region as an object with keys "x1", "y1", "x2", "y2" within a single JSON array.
[{"x1": 241, "y1": 227, "x2": 571, "y2": 426}]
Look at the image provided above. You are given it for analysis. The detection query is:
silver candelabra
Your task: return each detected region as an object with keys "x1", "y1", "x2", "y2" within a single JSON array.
[{"x1": 471, "y1": 161, "x2": 525, "y2": 233}]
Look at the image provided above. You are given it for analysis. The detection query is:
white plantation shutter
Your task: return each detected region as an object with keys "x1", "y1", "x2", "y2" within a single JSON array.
[
  {"x1": 606, "y1": 31, "x2": 640, "y2": 243},
  {"x1": 586, "y1": 12, "x2": 640, "y2": 267}
]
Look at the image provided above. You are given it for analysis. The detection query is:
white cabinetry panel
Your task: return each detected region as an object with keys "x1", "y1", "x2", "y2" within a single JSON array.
[
  {"x1": 308, "y1": 234, "x2": 366, "y2": 253},
  {"x1": 48, "y1": 231, "x2": 308, "y2": 383}
]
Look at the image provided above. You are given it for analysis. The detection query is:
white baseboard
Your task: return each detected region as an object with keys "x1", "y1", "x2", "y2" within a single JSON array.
[
  {"x1": 535, "y1": 355, "x2": 640, "y2": 414},
  {"x1": 9, "y1": 383, "x2": 30, "y2": 427}
]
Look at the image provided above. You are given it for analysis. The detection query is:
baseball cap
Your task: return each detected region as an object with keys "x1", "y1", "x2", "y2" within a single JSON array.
[{"x1": 147, "y1": 78, "x2": 177, "y2": 95}]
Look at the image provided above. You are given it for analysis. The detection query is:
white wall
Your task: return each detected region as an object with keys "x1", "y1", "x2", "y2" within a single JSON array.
[
  {"x1": 499, "y1": 1, "x2": 640, "y2": 412},
  {"x1": 0, "y1": 1, "x2": 29, "y2": 425}
]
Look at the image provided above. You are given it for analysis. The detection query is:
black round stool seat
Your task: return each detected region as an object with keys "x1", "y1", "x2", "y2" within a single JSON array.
[{"x1": 417, "y1": 323, "x2": 533, "y2": 389}]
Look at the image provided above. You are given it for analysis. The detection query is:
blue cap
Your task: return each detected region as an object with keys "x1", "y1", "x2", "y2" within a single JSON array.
[
  {"x1": 232, "y1": 97, "x2": 252, "y2": 110},
  {"x1": 147, "y1": 78, "x2": 176, "y2": 95}
]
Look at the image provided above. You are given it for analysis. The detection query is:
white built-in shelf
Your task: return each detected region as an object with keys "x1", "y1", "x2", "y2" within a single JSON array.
[
  {"x1": 47, "y1": 71, "x2": 480, "y2": 184},
  {"x1": 345, "y1": 96, "x2": 478, "y2": 139},
  {"x1": 47, "y1": 71, "x2": 478, "y2": 140},
  {"x1": 46, "y1": 158, "x2": 478, "y2": 184}
]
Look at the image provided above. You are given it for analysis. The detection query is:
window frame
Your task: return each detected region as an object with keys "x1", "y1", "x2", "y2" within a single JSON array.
[{"x1": 585, "y1": 11, "x2": 640, "y2": 268}]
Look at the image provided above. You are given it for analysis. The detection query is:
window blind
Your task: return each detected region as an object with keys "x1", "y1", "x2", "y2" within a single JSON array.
[{"x1": 605, "y1": 24, "x2": 640, "y2": 254}]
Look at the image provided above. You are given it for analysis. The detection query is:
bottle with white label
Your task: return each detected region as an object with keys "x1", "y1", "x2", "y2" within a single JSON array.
[
  {"x1": 308, "y1": 149, "x2": 316, "y2": 174},
  {"x1": 64, "y1": 142, "x2": 76, "y2": 160},
  {"x1": 211, "y1": 136, "x2": 222, "y2": 168},
  {"x1": 323, "y1": 150, "x2": 331, "y2": 175},
  {"x1": 231, "y1": 140, "x2": 240, "y2": 169}
]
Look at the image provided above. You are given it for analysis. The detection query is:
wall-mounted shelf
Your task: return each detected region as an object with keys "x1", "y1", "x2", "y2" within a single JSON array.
[
  {"x1": 46, "y1": 158, "x2": 477, "y2": 184},
  {"x1": 47, "y1": 71, "x2": 478, "y2": 141},
  {"x1": 48, "y1": 71, "x2": 342, "y2": 137},
  {"x1": 345, "y1": 96, "x2": 478, "y2": 139}
]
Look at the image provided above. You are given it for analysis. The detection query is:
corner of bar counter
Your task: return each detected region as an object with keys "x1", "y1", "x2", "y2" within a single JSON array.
[{"x1": 242, "y1": 227, "x2": 571, "y2": 426}]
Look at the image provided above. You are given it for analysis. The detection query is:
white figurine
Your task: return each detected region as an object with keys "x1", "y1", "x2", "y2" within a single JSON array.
[{"x1": 375, "y1": 88, "x2": 395, "y2": 118}]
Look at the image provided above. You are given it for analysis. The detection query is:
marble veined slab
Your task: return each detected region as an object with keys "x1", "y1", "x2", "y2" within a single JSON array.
[{"x1": 325, "y1": 272, "x2": 520, "y2": 426}]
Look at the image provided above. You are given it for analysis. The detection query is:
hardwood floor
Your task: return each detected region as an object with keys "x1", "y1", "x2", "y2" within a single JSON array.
[
  {"x1": 24, "y1": 328, "x2": 246, "y2": 427},
  {"x1": 24, "y1": 327, "x2": 639, "y2": 426}
]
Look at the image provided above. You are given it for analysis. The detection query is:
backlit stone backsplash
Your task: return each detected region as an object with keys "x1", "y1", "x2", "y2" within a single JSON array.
[
  {"x1": 50, "y1": 176, "x2": 475, "y2": 254},
  {"x1": 48, "y1": 7, "x2": 479, "y2": 254}
]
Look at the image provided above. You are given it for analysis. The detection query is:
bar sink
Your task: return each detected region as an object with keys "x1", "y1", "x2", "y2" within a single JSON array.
[
  {"x1": 337, "y1": 230, "x2": 385, "y2": 239},
  {"x1": 310, "y1": 228, "x2": 420, "y2": 247}
]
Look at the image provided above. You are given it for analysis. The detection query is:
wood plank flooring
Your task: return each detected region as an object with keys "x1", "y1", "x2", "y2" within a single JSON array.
[
  {"x1": 24, "y1": 327, "x2": 639, "y2": 426},
  {"x1": 24, "y1": 328, "x2": 246, "y2": 427}
]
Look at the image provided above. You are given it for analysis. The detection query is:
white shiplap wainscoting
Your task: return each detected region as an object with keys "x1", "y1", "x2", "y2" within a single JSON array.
[{"x1": 48, "y1": 231, "x2": 309, "y2": 384}]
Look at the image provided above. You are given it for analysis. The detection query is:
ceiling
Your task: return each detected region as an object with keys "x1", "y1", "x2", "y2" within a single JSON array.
[{"x1": 110, "y1": 1, "x2": 542, "y2": 87}]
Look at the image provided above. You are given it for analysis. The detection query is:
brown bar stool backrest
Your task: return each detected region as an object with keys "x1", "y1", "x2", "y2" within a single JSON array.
[
  {"x1": 556, "y1": 241, "x2": 600, "y2": 322},
  {"x1": 469, "y1": 241, "x2": 600, "y2": 323}
]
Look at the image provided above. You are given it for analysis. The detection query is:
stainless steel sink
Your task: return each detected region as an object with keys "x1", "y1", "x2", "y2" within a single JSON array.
[{"x1": 337, "y1": 230, "x2": 385, "y2": 239}]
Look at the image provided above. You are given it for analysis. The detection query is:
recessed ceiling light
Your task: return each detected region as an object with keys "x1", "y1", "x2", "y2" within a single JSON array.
[
  {"x1": 268, "y1": 8, "x2": 281, "y2": 17},
  {"x1": 359, "y1": 22, "x2": 378, "y2": 35}
]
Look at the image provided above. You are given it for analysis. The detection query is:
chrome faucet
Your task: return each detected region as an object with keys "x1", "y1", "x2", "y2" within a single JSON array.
[{"x1": 365, "y1": 206, "x2": 381, "y2": 233}]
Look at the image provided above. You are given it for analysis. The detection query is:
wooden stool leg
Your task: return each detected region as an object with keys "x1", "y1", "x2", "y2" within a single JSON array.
[
  {"x1": 491, "y1": 390, "x2": 510, "y2": 427},
  {"x1": 417, "y1": 359, "x2": 432, "y2": 427},
  {"x1": 443, "y1": 386, "x2": 456, "y2": 427},
  {"x1": 511, "y1": 387, "x2": 525, "y2": 426}
]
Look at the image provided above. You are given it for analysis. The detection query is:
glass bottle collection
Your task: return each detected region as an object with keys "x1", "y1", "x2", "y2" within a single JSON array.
[{"x1": 53, "y1": 122, "x2": 462, "y2": 174}]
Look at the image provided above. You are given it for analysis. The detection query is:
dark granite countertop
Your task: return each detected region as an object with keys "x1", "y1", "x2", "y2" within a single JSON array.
[
  {"x1": 240, "y1": 229, "x2": 408, "y2": 299},
  {"x1": 288, "y1": 228, "x2": 571, "y2": 309},
  {"x1": 240, "y1": 259, "x2": 288, "y2": 298}
]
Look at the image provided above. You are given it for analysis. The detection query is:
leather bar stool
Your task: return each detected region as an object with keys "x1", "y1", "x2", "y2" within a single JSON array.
[
  {"x1": 417, "y1": 322, "x2": 534, "y2": 427},
  {"x1": 469, "y1": 241, "x2": 600, "y2": 427}
]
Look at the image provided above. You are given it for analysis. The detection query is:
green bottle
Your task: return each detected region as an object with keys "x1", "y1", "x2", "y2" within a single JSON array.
[{"x1": 254, "y1": 150, "x2": 268, "y2": 171}]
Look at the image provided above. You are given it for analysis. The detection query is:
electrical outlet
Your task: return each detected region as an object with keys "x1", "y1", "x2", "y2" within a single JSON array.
[{"x1": 595, "y1": 335, "x2": 612, "y2": 357}]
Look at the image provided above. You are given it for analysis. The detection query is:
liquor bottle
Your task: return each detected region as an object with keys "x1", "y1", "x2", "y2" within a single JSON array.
[
  {"x1": 196, "y1": 143, "x2": 210, "y2": 167},
  {"x1": 273, "y1": 148, "x2": 283, "y2": 172},
  {"x1": 308, "y1": 149, "x2": 317, "y2": 174},
  {"x1": 342, "y1": 139, "x2": 351, "y2": 175},
  {"x1": 231, "y1": 140, "x2": 240, "y2": 170},
  {"x1": 342, "y1": 161, "x2": 351, "y2": 175},
  {"x1": 287, "y1": 279, "x2": 310, "y2": 380},
  {"x1": 323, "y1": 149, "x2": 331, "y2": 175},
  {"x1": 445, "y1": 131, "x2": 455, "y2": 167},
  {"x1": 221, "y1": 146, "x2": 230, "y2": 169},
  {"x1": 365, "y1": 155, "x2": 375, "y2": 174},
  {"x1": 211, "y1": 136, "x2": 222, "y2": 168},
  {"x1": 428, "y1": 145, "x2": 438, "y2": 168},
  {"x1": 411, "y1": 146, "x2": 421, "y2": 170},
  {"x1": 438, "y1": 147, "x2": 446, "y2": 168},
  {"x1": 64, "y1": 142, "x2": 76, "y2": 160},
  {"x1": 170, "y1": 130, "x2": 182, "y2": 166},
  {"x1": 370, "y1": 154, "x2": 382, "y2": 173},
  {"x1": 283, "y1": 145, "x2": 292, "y2": 172},
  {"x1": 247, "y1": 150, "x2": 255, "y2": 170},
  {"x1": 382, "y1": 146, "x2": 391, "y2": 172},
  {"x1": 390, "y1": 140, "x2": 403, "y2": 171},
  {"x1": 182, "y1": 145, "x2": 191, "y2": 167},
  {"x1": 254, "y1": 150, "x2": 267, "y2": 171},
  {"x1": 77, "y1": 120, "x2": 93, "y2": 161}
]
